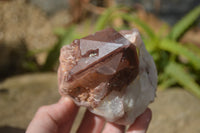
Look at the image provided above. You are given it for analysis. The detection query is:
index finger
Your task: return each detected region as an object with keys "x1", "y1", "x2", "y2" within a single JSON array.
[{"x1": 127, "y1": 108, "x2": 152, "y2": 133}]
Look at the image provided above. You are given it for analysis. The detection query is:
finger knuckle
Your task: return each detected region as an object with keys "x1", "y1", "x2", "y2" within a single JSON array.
[{"x1": 37, "y1": 105, "x2": 49, "y2": 115}]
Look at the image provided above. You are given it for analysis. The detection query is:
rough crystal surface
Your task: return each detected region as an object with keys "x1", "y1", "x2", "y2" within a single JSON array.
[{"x1": 58, "y1": 28, "x2": 157, "y2": 125}]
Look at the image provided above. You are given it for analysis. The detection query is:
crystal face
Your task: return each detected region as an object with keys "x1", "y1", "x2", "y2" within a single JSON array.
[{"x1": 58, "y1": 28, "x2": 157, "y2": 125}]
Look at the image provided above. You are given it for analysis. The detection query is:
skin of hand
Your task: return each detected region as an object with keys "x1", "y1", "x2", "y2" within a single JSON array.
[{"x1": 26, "y1": 97, "x2": 152, "y2": 133}]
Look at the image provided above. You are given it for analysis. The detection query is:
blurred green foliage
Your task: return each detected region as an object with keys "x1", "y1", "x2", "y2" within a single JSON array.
[{"x1": 43, "y1": 5, "x2": 200, "y2": 98}]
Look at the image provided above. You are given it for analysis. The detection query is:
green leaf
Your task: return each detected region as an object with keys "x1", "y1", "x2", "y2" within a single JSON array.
[
  {"x1": 42, "y1": 26, "x2": 75, "y2": 71},
  {"x1": 158, "y1": 77, "x2": 176, "y2": 90},
  {"x1": 184, "y1": 43, "x2": 200, "y2": 58},
  {"x1": 54, "y1": 27, "x2": 69, "y2": 36},
  {"x1": 168, "y1": 5, "x2": 200, "y2": 40},
  {"x1": 143, "y1": 38, "x2": 156, "y2": 52},
  {"x1": 95, "y1": 6, "x2": 157, "y2": 42},
  {"x1": 121, "y1": 13, "x2": 157, "y2": 41},
  {"x1": 160, "y1": 39, "x2": 200, "y2": 70},
  {"x1": 95, "y1": 6, "x2": 130, "y2": 31},
  {"x1": 95, "y1": 7, "x2": 116, "y2": 31},
  {"x1": 165, "y1": 62, "x2": 200, "y2": 98}
]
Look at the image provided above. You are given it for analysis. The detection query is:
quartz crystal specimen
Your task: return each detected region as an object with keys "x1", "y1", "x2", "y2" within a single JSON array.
[{"x1": 58, "y1": 28, "x2": 157, "y2": 125}]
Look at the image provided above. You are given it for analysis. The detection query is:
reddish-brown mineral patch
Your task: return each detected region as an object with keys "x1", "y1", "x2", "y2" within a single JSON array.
[{"x1": 58, "y1": 28, "x2": 139, "y2": 107}]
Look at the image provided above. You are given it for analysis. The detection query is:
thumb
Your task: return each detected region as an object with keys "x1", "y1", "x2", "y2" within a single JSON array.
[{"x1": 26, "y1": 97, "x2": 79, "y2": 133}]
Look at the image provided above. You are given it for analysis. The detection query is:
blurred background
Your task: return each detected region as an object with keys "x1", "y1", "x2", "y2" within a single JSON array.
[{"x1": 0, "y1": 0, "x2": 200, "y2": 132}]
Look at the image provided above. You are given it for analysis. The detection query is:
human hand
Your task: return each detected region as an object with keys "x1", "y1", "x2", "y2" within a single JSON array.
[{"x1": 26, "y1": 97, "x2": 152, "y2": 133}]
